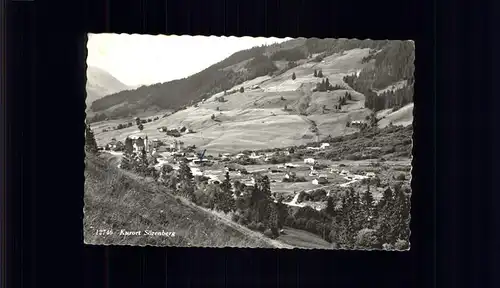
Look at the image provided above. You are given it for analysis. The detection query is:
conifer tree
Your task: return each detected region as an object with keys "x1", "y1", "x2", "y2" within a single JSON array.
[
  {"x1": 361, "y1": 185, "x2": 375, "y2": 227},
  {"x1": 376, "y1": 187, "x2": 395, "y2": 243},
  {"x1": 239, "y1": 86, "x2": 244, "y2": 93},
  {"x1": 85, "y1": 122, "x2": 98, "y2": 154},
  {"x1": 176, "y1": 159, "x2": 194, "y2": 198},
  {"x1": 121, "y1": 138, "x2": 134, "y2": 170},
  {"x1": 216, "y1": 172, "x2": 235, "y2": 213},
  {"x1": 391, "y1": 184, "x2": 411, "y2": 242},
  {"x1": 292, "y1": 72, "x2": 296, "y2": 80},
  {"x1": 317, "y1": 69, "x2": 324, "y2": 78},
  {"x1": 275, "y1": 197, "x2": 288, "y2": 229},
  {"x1": 267, "y1": 203, "x2": 280, "y2": 235},
  {"x1": 136, "y1": 147, "x2": 149, "y2": 175},
  {"x1": 325, "y1": 196, "x2": 336, "y2": 217},
  {"x1": 314, "y1": 70, "x2": 318, "y2": 77}
]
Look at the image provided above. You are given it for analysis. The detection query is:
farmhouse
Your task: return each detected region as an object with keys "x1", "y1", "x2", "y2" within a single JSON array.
[
  {"x1": 190, "y1": 167, "x2": 203, "y2": 176},
  {"x1": 304, "y1": 158, "x2": 316, "y2": 165},
  {"x1": 340, "y1": 169, "x2": 349, "y2": 176},
  {"x1": 267, "y1": 167, "x2": 283, "y2": 174},
  {"x1": 330, "y1": 168, "x2": 339, "y2": 173},
  {"x1": 320, "y1": 143, "x2": 330, "y2": 149},
  {"x1": 285, "y1": 163, "x2": 299, "y2": 168},
  {"x1": 249, "y1": 152, "x2": 263, "y2": 159},
  {"x1": 306, "y1": 146, "x2": 320, "y2": 150},
  {"x1": 235, "y1": 153, "x2": 246, "y2": 159},
  {"x1": 312, "y1": 176, "x2": 328, "y2": 185},
  {"x1": 350, "y1": 120, "x2": 368, "y2": 129},
  {"x1": 132, "y1": 137, "x2": 145, "y2": 152}
]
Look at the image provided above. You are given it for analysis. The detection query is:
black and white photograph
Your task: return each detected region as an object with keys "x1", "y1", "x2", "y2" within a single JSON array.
[{"x1": 84, "y1": 34, "x2": 414, "y2": 250}]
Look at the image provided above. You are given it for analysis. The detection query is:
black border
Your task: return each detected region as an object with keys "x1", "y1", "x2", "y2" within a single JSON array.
[{"x1": 2, "y1": 0, "x2": 468, "y2": 286}]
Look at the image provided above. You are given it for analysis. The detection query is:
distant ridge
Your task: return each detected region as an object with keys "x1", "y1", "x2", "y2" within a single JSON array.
[{"x1": 86, "y1": 66, "x2": 131, "y2": 107}]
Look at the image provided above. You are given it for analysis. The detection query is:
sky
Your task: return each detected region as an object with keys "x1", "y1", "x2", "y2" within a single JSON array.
[{"x1": 87, "y1": 34, "x2": 292, "y2": 87}]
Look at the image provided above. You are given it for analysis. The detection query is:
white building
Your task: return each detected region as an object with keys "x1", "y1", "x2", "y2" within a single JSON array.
[
  {"x1": 304, "y1": 158, "x2": 316, "y2": 165},
  {"x1": 312, "y1": 177, "x2": 328, "y2": 185},
  {"x1": 235, "y1": 153, "x2": 246, "y2": 159},
  {"x1": 320, "y1": 143, "x2": 330, "y2": 149},
  {"x1": 340, "y1": 169, "x2": 349, "y2": 176},
  {"x1": 306, "y1": 146, "x2": 320, "y2": 150}
]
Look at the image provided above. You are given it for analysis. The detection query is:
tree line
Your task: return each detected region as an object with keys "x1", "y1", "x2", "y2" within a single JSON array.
[
  {"x1": 281, "y1": 181, "x2": 410, "y2": 250},
  {"x1": 152, "y1": 153, "x2": 410, "y2": 249},
  {"x1": 342, "y1": 40, "x2": 415, "y2": 112}
]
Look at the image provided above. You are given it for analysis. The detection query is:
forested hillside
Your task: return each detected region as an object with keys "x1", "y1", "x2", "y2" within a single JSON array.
[
  {"x1": 89, "y1": 38, "x2": 413, "y2": 121},
  {"x1": 343, "y1": 41, "x2": 415, "y2": 112}
]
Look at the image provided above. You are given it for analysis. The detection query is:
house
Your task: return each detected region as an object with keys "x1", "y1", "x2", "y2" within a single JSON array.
[
  {"x1": 340, "y1": 169, "x2": 349, "y2": 176},
  {"x1": 304, "y1": 158, "x2": 316, "y2": 165},
  {"x1": 133, "y1": 137, "x2": 145, "y2": 152},
  {"x1": 148, "y1": 139, "x2": 161, "y2": 149},
  {"x1": 113, "y1": 141, "x2": 124, "y2": 151},
  {"x1": 366, "y1": 172, "x2": 376, "y2": 178},
  {"x1": 191, "y1": 158, "x2": 212, "y2": 167},
  {"x1": 309, "y1": 171, "x2": 319, "y2": 177},
  {"x1": 249, "y1": 152, "x2": 263, "y2": 159},
  {"x1": 207, "y1": 175, "x2": 221, "y2": 184},
  {"x1": 190, "y1": 167, "x2": 203, "y2": 176},
  {"x1": 312, "y1": 176, "x2": 328, "y2": 185},
  {"x1": 285, "y1": 163, "x2": 299, "y2": 168},
  {"x1": 235, "y1": 153, "x2": 246, "y2": 159},
  {"x1": 166, "y1": 129, "x2": 181, "y2": 137},
  {"x1": 320, "y1": 143, "x2": 330, "y2": 149},
  {"x1": 268, "y1": 167, "x2": 283, "y2": 174},
  {"x1": 350, "y1": 120, "x2": 367, "y2": 128},
  {"x1": 158, "y1": 127, "x2": 168, "y2": 132}
]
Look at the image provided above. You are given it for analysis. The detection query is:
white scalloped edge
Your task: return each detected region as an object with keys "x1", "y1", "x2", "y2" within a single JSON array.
[{"x1": 82, "y1": 35, "x2": 414, "y2": 251}]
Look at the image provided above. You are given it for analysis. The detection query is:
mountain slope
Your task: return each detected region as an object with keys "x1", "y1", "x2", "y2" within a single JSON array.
[
  {"x1": 86, "y1": 66, "x2": 130, "y2": 106},
  {"x1": 84, "y1": 154, "x2": 278, "y2": 247},
  {"x1": 89, "y1": 38, "x2": 395, "y2": 120},
  {"x1": 92, "y1": 39, "x2": 414, "y2": 154}
]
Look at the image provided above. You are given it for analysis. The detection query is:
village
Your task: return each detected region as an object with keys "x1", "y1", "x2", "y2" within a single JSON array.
[{"x1": 97, "y1": 120, "x2": 410, "y2": 212}]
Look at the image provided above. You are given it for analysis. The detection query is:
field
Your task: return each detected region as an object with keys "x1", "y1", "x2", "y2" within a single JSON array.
[{"x1": 277, "y1": 227, "x2": 332, "y2": 249}]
